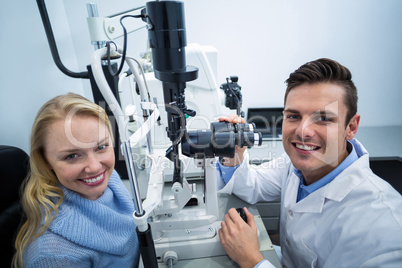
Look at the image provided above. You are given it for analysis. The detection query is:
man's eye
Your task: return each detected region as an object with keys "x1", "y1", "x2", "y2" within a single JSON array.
[
  {"x1": 286, "y1": 115, "x2": 299, "y2": 120},
  {"x1": 319, "y1": 116, "x2": 333, "y2": 122},
  {"x1": 65, "y1": 154, "x2": 78, "y2": 160}
]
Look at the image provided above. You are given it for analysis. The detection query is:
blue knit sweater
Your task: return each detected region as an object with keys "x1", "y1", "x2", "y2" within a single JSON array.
[{"x1": 24, "y1": 170, "x2": 140, "y2": 267}]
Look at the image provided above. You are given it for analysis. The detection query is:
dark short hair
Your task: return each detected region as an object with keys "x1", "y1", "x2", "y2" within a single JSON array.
[{"x1": 284, "y1": 58, "x2": 358, "y2": 127}]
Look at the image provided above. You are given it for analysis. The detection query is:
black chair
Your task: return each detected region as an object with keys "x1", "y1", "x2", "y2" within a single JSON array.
[
  {"x1": 0, "y1": 145, "x2": 29, "y2": 267},
  {"x1": 370, "y1": 158, "x2": 402, "y2": 195}
]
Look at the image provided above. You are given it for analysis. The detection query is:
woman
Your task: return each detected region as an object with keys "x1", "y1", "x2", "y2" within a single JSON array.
[{"x1": 13, "y1": 93, "x2": 140, "y2": 267}]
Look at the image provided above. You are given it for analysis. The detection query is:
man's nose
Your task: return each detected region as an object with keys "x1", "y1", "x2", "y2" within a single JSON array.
[{"x1": 296, "y1": 117, "x2": 315, "y2": 140}]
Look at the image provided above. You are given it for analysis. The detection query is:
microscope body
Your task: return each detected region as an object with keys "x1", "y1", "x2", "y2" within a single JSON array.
[
  {"x1": 140, "y1": 1, "x2": 223, "y2": 260},
  {"x1": 135, "y1": 1, "x2": 263, "y2": 263}
]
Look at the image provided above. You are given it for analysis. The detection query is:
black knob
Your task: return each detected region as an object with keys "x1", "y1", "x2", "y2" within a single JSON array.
[
  {"x1": 236, "y1": 208, "x2": 247, "y2": 223},
  {"x1": 230, "y1": 76, "x2": 239, "y2": 82}
]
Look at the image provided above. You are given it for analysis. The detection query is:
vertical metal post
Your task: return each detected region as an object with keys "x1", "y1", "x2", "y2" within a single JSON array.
[
  {"x1": 141, "y1": 108, "x2": 154, "y2": 154},
  {"x1": 121, "y1": 140, "x2": 144, "y2": 216},
  {"x1": 122, "y1": 140, "x2": 158, "y2": 266},
  {"x1": 86, "y1": 3, "x2": 106, "y2": 50}
]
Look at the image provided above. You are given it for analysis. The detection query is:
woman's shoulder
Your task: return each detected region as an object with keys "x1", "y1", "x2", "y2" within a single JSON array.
[{"x1": 24, "y1": 230, "x2": 94, "y2": 265}]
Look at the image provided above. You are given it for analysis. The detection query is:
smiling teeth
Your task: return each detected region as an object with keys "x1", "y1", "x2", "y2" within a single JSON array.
[
  {"x1": 295, "y1": 144, "x2": 318, "y2": 151},
  {"x1": 82, "y1": 174, "x2": 103, "y2": 183}
]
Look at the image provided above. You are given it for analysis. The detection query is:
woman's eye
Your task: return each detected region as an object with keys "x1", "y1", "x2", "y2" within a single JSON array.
[
  {"x1": 65, "y1": 154, "x2": 78, "y2": 160},
  {"x1": 97, "y1": 144, "x2": 107, "y2": 151}
]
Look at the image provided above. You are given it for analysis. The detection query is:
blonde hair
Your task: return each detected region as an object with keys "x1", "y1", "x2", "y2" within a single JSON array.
[{"x1": 13, "y1": 93, "x2": 113, "y2": 267}]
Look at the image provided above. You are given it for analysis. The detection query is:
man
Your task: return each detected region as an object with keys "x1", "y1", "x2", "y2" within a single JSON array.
[{"x1": 217, "y1": 58, "x2": 402, "y2": 267}]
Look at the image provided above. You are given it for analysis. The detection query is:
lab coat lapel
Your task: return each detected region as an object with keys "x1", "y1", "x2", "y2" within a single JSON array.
[
  {"x1": 284, "y1": 173, "x2": 326, "y2": 214},
  {"x1": 292, "y1": 187, "x2": 326, "y2": 214},
  {"x1": 282, "y1": 173, "x2": 299, "y2": 209}
]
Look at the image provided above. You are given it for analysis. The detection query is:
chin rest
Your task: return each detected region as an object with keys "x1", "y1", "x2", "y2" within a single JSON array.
[{"x1": 0, "y1": 145, "x2": 29, "y2": 267}]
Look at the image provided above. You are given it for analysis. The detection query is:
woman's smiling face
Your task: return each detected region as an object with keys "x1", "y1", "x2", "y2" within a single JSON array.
[{"x1": 44, "y1": 115, "x2": 115, "y2": 200}]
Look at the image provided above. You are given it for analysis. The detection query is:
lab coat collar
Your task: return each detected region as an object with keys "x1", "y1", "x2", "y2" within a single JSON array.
[
  {"x1": 289, "y1": 173, "x2": 326, "y2": 213},
  {"x1": 291, "y1": 139, "x2": 369, "y2": 213},
  {"x1": 324, "y1": 139, "x2": 369, "y2": 202},
  {"x1": 323, "y1": 154, "x2": 368, "y2": 202}
]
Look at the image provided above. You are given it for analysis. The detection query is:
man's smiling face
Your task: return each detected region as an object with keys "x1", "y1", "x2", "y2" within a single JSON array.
[{"x1": 282, "y1": 82, "x2": 359, "y2": 184}]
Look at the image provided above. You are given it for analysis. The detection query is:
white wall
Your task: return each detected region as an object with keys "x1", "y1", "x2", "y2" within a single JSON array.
[
  {"x1": 184, "y1": 0, "x2": 402, "y2": 127},
  {"x1": 0, "y1": 0, "x2": 85, "y2": 153},
  {"x1": 1, "y1": 0, "x2": 401, "y2": 154}
]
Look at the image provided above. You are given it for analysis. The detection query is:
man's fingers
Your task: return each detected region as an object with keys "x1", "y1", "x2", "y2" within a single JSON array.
[
  {"x1": 220, "y1": 217, "x2": 233, "y2": 245},
  {"x1": 218, "y1": 114, "x2": 245, "y2": 124},
  {"x1": 219, "y1": 225, "x2": 224, "y2": 238},
  {"x1": 219, "y1": 115, "x2": 235, "y2": 123},
  {"x1": 232, "y1": 116, "x2": 245, "y2": 124},
  {"x1": 218, "y1": 116, "x2": 230, "y2": 122},
  {"x1": 227, "y1": 208, "x2": 242, "y2": 223},
  {"x1": 244, "y1": 207, "x2": 256, "y2": 227}
]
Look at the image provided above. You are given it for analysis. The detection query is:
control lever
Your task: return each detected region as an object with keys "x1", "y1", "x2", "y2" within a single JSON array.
[{"x1": 236, "y1": 208, "x2": 247, "y2": 223}]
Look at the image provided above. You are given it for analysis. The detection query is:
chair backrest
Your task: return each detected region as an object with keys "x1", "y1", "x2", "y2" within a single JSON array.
[
  {"x1": 370, "y1": 158, "x2": 402, "y2": 195},
  {"x1": 0, "y1": 145, "x2": 30, "y2": 267}
]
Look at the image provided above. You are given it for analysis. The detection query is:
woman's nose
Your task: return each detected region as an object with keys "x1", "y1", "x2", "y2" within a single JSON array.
[{"x1": 84, "y1": 153, "x2": 102, "y2": 174}]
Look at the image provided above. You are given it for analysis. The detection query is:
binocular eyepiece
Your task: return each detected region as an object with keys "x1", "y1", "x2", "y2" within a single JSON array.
[{"x1": 182, "y1": 121, "x2": 262, "y2": 159}]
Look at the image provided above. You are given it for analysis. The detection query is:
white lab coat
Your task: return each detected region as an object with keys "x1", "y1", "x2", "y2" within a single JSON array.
[{"x1": 218, "y1": 139, "x2": 402, "y2": 267}]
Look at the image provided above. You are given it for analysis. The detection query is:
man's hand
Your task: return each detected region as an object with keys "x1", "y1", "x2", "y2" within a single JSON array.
[
  {"x1": 218, "y1": 115, "x2": 247, "y2": 166},
  {"x1": 219, "y1": 207, "x2": 264, "y2": 268}
]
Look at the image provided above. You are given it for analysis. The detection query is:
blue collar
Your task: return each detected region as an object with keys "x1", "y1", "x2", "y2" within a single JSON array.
[{"x1": 296, "y1": 141, "x2": 359, "y2": 202}]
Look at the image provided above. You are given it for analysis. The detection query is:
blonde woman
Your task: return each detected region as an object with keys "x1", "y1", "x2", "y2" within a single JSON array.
[{"x1": 13, "y1": 93, "x2": 140, "y2": 267}]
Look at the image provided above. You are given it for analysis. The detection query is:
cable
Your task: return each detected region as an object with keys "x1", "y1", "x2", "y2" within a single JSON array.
[
  {"x1": 106, "y1": 14, "x2": 146, "y2": 77},
  {"x1": 36, "y1": 0, "x2": 89, "y2": 79},
  {"x1": 126, "y1": 56, "x2": 151, "y2": 102},
  {"x1": 118, "y1": 72, "x2": 128, "y2": 112}
]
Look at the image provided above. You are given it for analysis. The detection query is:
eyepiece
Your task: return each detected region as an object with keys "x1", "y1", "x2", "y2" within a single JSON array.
[{"x1": 182, "y1": 121, "x2": 262, "y2": 158}]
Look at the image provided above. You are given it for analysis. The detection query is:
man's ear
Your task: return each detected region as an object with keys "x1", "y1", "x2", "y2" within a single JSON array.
[{"x1": 346, "y1": 114, "x2": 360, "y2": 140}]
